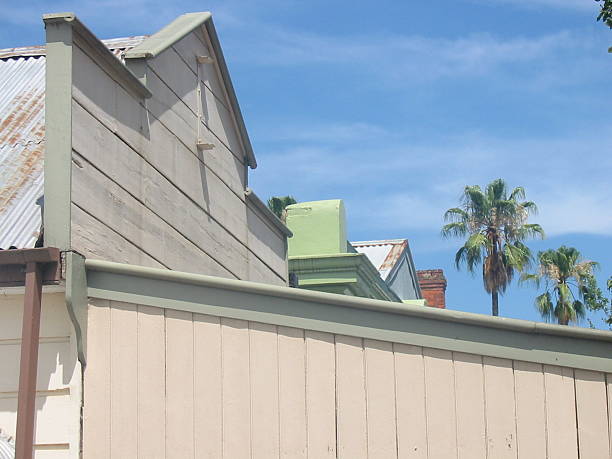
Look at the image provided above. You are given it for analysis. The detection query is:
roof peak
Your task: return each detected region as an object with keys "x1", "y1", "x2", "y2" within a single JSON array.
[{"x1": 351, "y1": 239, "x2": 408, "y2": 247}]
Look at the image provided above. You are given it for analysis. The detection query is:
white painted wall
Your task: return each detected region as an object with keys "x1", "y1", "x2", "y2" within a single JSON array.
[{"x1": 0, "y1": 291, "x2": 81, "y2": 458}]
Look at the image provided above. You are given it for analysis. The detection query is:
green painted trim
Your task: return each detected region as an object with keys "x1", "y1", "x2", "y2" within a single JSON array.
[
  {"x1": 44, "y1": 16, "x2": 73, "y2": 250},
  {"x1": 403, "y1": 299, "x2": 427, "y2": 306},
  {"x1": 84, "y1": 259, "x2": 612, "y2": 372},
  {"x1": 245, "y1": 188, "x2": 293, "y2": 237},
  {"x1": 65, "y1": 251, "x2": 88, "y2": 366},
  {"x1": 43, "y1": 13, "x2": 151, "y2": 100},
  {"x1": 124, "y1": 12, "x2": 257, "y2": 169},
  {"x1": 289, "y1": 253, "x2": 402, "y2": 302},
  {"x1": 124, "y1": 12, "x2": 212, "y2": 59}
]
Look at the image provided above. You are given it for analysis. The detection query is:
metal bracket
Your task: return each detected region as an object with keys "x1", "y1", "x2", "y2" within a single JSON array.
[
  {"x1": 196, "y1": 140, "x2": 214, "y2": 150},
  {"x1": 196, "y1": 55, "x2": 214, "y2": 64},
  {"x1": 195, "y1": 54, "x2": 215, "y2": 151}
]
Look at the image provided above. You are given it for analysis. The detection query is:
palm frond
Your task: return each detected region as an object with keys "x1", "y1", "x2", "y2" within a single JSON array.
[
  {"x1": 441, "y1": 222, "x2": 468, "y2": 239},
  {"x1": 535, "y1": 292, "x2": 554, "y2": 322},
  {"x1": 516, "y1": 223, "x2": 545, "y2": 240},
  {"x1": 519, "y1": 200, "x2": 538, "y2": 215},
  {"x1": 455, "y1": 233, "x2": 487, "y2": 273},
  {"x1": 509, "y1": 186, "x2": 526, "y2": 201},
  {"x1": 520, "y1": 272, "x2": 541, "y2": 288},
  {"x1": 443, "y1": 207, "x2": 469, "y2": 222}
]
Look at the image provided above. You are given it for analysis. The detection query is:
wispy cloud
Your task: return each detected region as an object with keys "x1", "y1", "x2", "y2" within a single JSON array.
[
  {"x1": 251, "y1": 122, "x2": 612, "y2": 237},
  {"x1": 228, "y1": 28, "x2": 580, "y2": 75}
]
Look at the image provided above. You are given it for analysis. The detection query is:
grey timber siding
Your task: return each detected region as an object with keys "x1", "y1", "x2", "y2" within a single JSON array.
[{"x1": 68, "y1": 26, "x2": 288, "y2": 283}]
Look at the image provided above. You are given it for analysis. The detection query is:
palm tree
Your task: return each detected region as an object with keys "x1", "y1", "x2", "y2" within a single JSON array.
[
  {"x1": 521, "y1": 246, "x2": 599, "y2": 325},
  {"x1": 442, "y1": 179, "x2": 544, "y2": 316},
  {"x1": 267, "y1": 196, "x2": 297, "y2": 222}
]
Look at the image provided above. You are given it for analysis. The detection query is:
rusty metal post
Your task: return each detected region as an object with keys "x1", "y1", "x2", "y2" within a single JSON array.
[{"x1": 15, "y1": 261, "x2": 43, "y2": 459}]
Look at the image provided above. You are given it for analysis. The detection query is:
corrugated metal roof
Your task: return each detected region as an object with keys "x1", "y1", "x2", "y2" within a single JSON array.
[
  {"x1": 0, "y1": 36, "x2": 146, "y2": 248},
  {"x1": 351, "y1": 239, "x2": 408, "y2": 280}
]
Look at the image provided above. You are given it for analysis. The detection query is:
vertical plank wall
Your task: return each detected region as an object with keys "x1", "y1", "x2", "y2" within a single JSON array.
[
  {"x1": 69, "y1": 28, "x2": 287, "y2": 285},
  {"x1": 0, "y1": 293, "x2": 81, "y2": 458},
  {"x1": 83, "y1": 300, "x2": 612, "y2": 459}
]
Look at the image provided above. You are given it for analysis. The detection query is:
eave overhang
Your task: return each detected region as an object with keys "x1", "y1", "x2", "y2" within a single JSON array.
[{"x1": 289, "y1": 253, "x2": 402, "y2": 303}]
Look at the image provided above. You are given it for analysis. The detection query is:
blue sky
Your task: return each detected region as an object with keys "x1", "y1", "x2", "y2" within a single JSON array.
[{"x1": 2, "y1": 0, "x2": 611, "y2": 327}]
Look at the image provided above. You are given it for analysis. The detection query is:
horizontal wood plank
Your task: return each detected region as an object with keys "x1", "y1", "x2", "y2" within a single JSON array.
[{"x1": 71, "y1": 157, "x2": 239, "y2": 278}]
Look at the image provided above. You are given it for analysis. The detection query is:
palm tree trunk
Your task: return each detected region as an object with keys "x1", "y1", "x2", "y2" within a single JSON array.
[{"x1": 492, "y1": 291, "x2": 499, "y2": 316}]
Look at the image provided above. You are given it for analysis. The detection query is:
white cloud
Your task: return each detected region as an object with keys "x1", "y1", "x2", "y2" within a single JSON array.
[
  {"x1": 251, "y1": 123, "x2": 612, "y2": 237},
  {"x1": 229, "y1": 28, "x2": 576, "y2": 69}
]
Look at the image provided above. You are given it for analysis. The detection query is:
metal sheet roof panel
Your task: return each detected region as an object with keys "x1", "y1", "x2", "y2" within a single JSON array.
[
  {"x1": 351, "y1": 239, "x2": 409, "y2": 280},
  {"x1": 0, "y1": 37, "x2": 146, "y2": 248}
]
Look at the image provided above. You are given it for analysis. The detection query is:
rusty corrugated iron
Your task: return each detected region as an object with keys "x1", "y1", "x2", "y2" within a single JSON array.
[
  {"x1": 351, "y1": 239, "x2": 409, "y2": 280},
  {"x1": 0, "y1": 36, "x2": 146, "y2": 248}
]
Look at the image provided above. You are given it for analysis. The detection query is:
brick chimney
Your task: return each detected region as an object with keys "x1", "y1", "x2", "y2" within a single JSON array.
[{"x1": 417, "y1": 269, "x2": 447, "y2": 309}]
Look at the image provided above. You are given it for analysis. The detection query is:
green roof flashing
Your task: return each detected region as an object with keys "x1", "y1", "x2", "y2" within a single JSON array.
[
  {"x1": 124, "y1": 12, "x2": 211, "y2": 59},
  {"x1": 403, "y1": 299, "x2": 427, "y2": 307},
  {"x1": 289, "y1": 253, "x2": 402, "y2": 303}
]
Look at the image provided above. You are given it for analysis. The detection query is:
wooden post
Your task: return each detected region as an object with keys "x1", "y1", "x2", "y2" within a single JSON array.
[{"x1": 15, "y1": 262, "x2": 43, "y2": 459}]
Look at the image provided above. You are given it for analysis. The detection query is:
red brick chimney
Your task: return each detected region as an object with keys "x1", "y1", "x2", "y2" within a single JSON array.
[{"x1": 417, "y1": 269, "x2": 447, "y2": 309}]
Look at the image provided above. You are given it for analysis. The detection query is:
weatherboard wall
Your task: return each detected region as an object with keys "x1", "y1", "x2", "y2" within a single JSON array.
[
  {"x1": 0, "y1": 291, "x2": 81, "y2": 458},
  {"x1": 66, "y1": 23, "x2": 287, "y2": 284},
  {"x1": 81, "y1": 295, "x2": 612, "y2": 459}
]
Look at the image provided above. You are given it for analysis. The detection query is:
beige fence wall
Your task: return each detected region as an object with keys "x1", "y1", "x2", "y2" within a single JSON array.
[
  {"x1": 0, "y1": 291, "x2": 81, "y2": 458},
  {"x1": 83, "y1": 298, "x2": 612, "y2": 459}
]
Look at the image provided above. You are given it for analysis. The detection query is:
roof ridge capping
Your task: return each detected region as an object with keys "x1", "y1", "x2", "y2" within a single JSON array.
[
  {"x1": 124, "y1": 12, "x2": 211, "y2": 59},
  {"x1": 42, "y1": 12, "x2": 152, "y2": 99},
  {"x1": 123, "y1": 12, "x2": 257, "y2": 169}
]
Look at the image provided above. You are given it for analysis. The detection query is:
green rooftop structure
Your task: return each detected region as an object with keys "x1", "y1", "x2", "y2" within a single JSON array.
[{"x1": 286, "y1": 199, "x2": 425, "y2": 304}]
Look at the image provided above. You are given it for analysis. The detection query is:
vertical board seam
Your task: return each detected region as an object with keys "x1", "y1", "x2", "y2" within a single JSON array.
[
  {"x1": 164, "y1": 308, "x2": 168, "y2": 459},
  {"x1": 108, "y1": 302, "x2": 113, "y2": 458},
  {"x1": 451, "y1": 352, "x2": 458, "y2": 459},
  {"x1": 192, "y1": 314, "x2": 196, "y2": 459},
  {"x1": 573, "y1": 369, "x2": 581, "y2": 459},
  {"x1": 452, "y1": 352, "x2": 460, "y2": 459},
  {"x1": 302, "y1": 329, "x2": 308, "y2": 459},
  {"x1": 392, "y1": 343, "x2": 400, "y2": 459},
  {"x1": 511, "y1": 360, "x2": 519, "y2": 459},
  {"x1": 362, "y1": 338, "x2": 369, "y2": 459},
  {"x1": 542, "y1": 365, "x2": 550, "y2": 459},
  {"x1": 248, "y1": 321, "x2": 254, "y2": 459},
  {"x1": 220, "y1": 318, "x2": 225, "y2": 459},
  {"x1": 606, "y1": 373, "x2": 612, "y2": 458},
  {"x1": 276, "y1": 325, "x2": 281, "y2": 459},
  {"x1": 481, "y1": 355, "x2": 489, "y2": 459},
  {"x1": 333, "y1": 334, "x2": 339, "y2": 459},
  {"x1": 136, "y1": 305, "x2": 140, "y2": 459},
  {"x1": 422, "y1": 347, "x2": 430, "y2": 459}
]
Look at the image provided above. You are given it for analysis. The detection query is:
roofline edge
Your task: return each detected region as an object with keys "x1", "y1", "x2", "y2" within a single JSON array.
[
  {"x1": 84, "y1": 258, "x2": 612, "y2": 344},
  {"x1": 42, "y1": 12, "x2": 152, "y2": 99}
]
